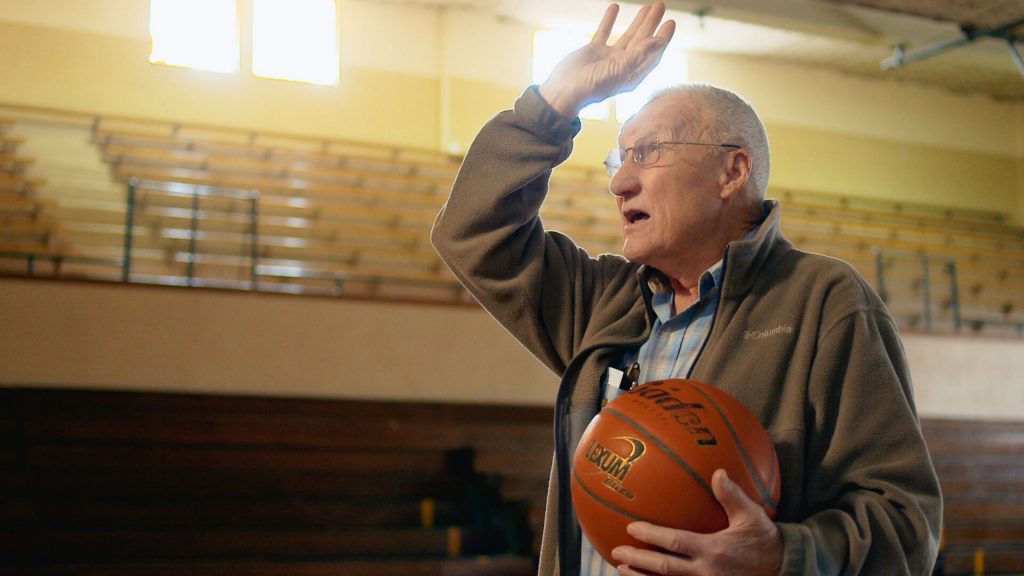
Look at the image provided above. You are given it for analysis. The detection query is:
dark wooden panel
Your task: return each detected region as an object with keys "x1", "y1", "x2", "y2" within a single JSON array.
[
  {"x1": 923, "y1": 418, "x2": 1024, "y2": 456},
  {"x1": 0, "y1": 556, "x2": 535, "y2": 576},
  {"x1": 943, "y1": 523, "x2": 1024, "y2": 546},
  {"x1": 0, "y1": 388, "x2": 20, "y2": 469},
  {"x1": 0, "y1": 498, "x2": 472, "y2": 530},
  {"x1": 19, "y1": 413, "x2": 552, "y2": 452},
  {"x1": 8, "y1": 388, "x2": 552, "y2": 453},
  {"x1": 475, "y1": 449, "x2": 554, "y2": 480},
  {"x1": 944, "y1": 499, "x2": 1024, "y2": 523},
  {"x1": 936, "y1": 478, "x2": 1024, "y2": 500},
  {"x1": 0, "y1": 467, "x2": 469, "y2": 499},
  {"x1": 942, "y1": 545, "x2": 1024, "y2": 575},
  {"x1": 7, "y1": 388, "x2": 1022, "y2": 575},
  {"x1": 921, "y1": 417, "x2": 1024, "y2": 573},
  {"x1": 932, "y1": 455, "x2": 1024, "y2": 487},
  {"x1": 8, "y1": 388, "x2": 551, "y2": 426},
  {"x1": 22, "y1": 444, "x2": 456, "y2": 473},
  {"x1": 0, "y1": 388, "x2": 543, "y2": 573},
  {"x1": 0, "y1": 527, "x2": 509, "y2": 562}
]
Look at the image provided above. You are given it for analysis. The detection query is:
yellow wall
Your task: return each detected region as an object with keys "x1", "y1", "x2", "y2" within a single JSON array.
[
  {"x1": 0, "y1": 278, "x2": 560, "y2": 406},
  {"x1": 687, "y1": 53, "x2": 1024, "y2": 217},
  {"x1": 3, "y1": 277, "x2": 1022, "y2": 419},
  {"x1": 1018, "y1": 157, "x2": 1024, "y2": 225},
  {"x1": 1, "y1": 2, "x2": 1022, "y2": 411},
  {"x1": 767, "y1": 124, "x2": 1019, "y2": 210},
  {"x1": 445, "y1": 78, "x2": 521, "y2": 155},
  {"x1": 1, "y1": 3, "x2": 1021, "y2": 221},
  {"x1": 687, "y1": 53, "x2": 1021, "y2": 157},
  {"x1": 0, "y1": 19, "x2": 439, "y2": 150}
]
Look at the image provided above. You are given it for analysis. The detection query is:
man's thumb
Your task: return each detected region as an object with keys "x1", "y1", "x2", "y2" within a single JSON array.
[{"x1": 712, "y1": 469, "x2": 759, "y2": 525}]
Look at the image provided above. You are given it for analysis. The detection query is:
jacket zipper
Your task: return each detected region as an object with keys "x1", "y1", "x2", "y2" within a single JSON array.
[{"x1": 555, "y1": 336, "x2": 649, "y2": 575}]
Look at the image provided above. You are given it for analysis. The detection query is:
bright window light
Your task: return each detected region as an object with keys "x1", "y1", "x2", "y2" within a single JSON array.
[
  {"x1": 252, "y1": 0, "x2": 340, "y2": 85},
  {"x1": 533, "y1": 30, "x2": 609, "y2": 121},
  {"x1": 615, "y1": 45, "x2": 687, "y2": 122},
  {"x1": 149, "y1": 0, "x2": 239, "y2": 73}
]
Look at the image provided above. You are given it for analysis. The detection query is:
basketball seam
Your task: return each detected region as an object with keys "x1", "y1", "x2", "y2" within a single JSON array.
[
  {"x1": 572, "y1": 467, "x2": 646, "y2": 523},
  {"x1": 683, "y1": 382, "x2": 779, "y2": 510},
  {"x1": 603, "y1": 406, "x2": 717, "y2": 503}
]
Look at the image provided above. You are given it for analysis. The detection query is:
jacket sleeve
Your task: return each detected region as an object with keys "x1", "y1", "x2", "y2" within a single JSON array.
[
  {"x1": 430, "y1": 86, "x2": 636, "y2": 375},
  {"x1": 777, "y1": 290, "x2": 943, "y2": 575}
]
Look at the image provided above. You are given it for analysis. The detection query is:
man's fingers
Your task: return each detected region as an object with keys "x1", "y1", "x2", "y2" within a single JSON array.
[
  {"x1": 614, "y1": 523, "x2": 700, "y2": 575},
  {"x1": 633, "y1": 22, "x2": 676, "y2": 77},
  {"x1": 625, "y1": 521, "x2": 699, "y2": 556},
  {"x1": 635, "y1": 1, "x2": 667, "y2": 43},
  {"x1": 654, "y1": 19, "x2": 677, "y2": 45},
  {"x1": 712, "y1": 469, "x2": 763, "y2": 526},
  {"x1": 592, "y1": 3, "x2": 620, "y2": 44},
  {"x1": 614, "y1": 3, "x2": 652, "y2": 48},
  {"x1": 612, "y1": 543, "x2": 695, "y2": 575},
  {"x1": 541, "y1": 1, "x2": 674, "y2": 115},
  {"x1": 620, "y1": 30, "x2": 674, "y2": 91}
]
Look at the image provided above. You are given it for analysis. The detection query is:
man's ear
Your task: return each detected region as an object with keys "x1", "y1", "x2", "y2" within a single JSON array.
[{"x1": 719, "y1": 148, "x2": 752, "y2": 200}]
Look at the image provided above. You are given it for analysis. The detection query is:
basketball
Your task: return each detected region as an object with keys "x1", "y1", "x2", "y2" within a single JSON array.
[{"x1": 571, "y1": 378, "x2": 780, "y2": 564}]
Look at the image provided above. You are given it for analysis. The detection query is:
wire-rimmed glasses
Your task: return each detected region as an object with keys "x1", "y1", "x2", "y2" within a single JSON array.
[{"x1": 604, "y1": 136, "x2": 741, "y2": 177}]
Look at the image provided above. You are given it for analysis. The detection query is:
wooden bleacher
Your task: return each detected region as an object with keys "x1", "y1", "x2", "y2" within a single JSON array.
[
  {"x1": 1, "y1": 387, "x2": 1021, "y2": 575},
  {"x1": 772, "y1": 188, "x2": 1024, "y2": 335},
  {"x1": 89, "y1": 116, "x2": 464, "y2": 300},
  {"x1": 1, "y1": 102, "x2": 1023, "y2": 333},
  {"x1": 0, "y1": 119, "x2": 63, "y2": 266},
  {"x1": 0, "y1": 387, "x2": 545, "y2": 576},
  {"x1": 923, "y1": 418, "x2": 1024, "y2": 575}
]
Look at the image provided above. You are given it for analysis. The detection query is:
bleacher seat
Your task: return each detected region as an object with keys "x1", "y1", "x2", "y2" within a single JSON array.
[
  {"x1": 0, "y1": 104, "x2": 1021, "y2": 332},
  {"x1": 922, "y1": 418, "x2": 1024, "y2": 574},
  {"x1": 2, "y1": 388, "x2": 1021, "y2": 575},
  {"x1": 0, "y1": 388, "x2": 545, "y2": 576}
]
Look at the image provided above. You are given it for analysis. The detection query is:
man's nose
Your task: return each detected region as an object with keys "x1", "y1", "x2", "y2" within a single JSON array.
[{"x1": 609, "y1": 160, "x2": 640, "y2": 197}]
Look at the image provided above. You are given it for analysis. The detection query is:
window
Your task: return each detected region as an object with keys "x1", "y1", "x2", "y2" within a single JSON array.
[
  {"x1": 149, "y1": 0, "x2": 240, "y2": 73},
  {"x1": 614, "y1": 46, "x2": 687, "y2": 122},
  {"x1": 532, "y1": 30, "x2": 609, "y2": 121},
  {"x1": 252, "y1": 0, "x2": 339, "y2": 85},
  {"x1": 149, "y1": 0, "x2": 340, "y2": 85},
  {"x1": 532, "y1": 28, "x2": 687, "y2": 123}
]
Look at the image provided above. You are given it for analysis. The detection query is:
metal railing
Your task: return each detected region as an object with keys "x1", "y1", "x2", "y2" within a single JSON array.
[
  {"x1": 4, "y1": 178, "x2": 1022, "y2": 327},
  {"x1": 872, "y1": 247, "x2": 957, "y2": 332},
  {"x1": 115, "y1": 178, "x2": 465, "y2": 301},
  {"x1": 124, "y1": 178, "x2": 260, "y2": 289},
  {"x1": 873, "y1": 247, "x2": 1024, "y2": 336}
]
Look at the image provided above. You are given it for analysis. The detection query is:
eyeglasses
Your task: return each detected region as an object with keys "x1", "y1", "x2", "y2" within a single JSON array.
[{"x1": 603, "y1": 136, "x2": 741, "y2": 177}]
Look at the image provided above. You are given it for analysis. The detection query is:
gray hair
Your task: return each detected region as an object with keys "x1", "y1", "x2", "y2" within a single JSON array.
[{"x1": 650, "y1": 83, "x2": 770, "y2": 199}]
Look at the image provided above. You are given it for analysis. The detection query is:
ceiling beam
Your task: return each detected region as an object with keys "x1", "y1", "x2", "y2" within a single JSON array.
[
  {"x1": 649, "y1": 0, "x2": 883, "y2": 42},
  {"x1": 1006, "y1": 40, "x2": 1024, "y2": 77},
  {"x1": 881, "y1": 16, "x2": 1024, "y2": 72}
]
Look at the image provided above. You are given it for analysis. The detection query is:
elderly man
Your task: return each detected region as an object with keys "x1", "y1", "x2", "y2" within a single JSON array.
[{"x1": 431, "y1": 3, "x2": 942, "y2": 575}]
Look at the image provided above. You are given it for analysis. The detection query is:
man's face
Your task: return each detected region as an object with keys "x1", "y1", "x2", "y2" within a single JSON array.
[{"x1": 609, "y1": 95, "x2": 727, "y2": 272}]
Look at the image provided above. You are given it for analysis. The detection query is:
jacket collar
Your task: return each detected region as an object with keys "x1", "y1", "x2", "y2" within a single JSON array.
[
  {"x1": 721, "y1": 199, "x2": 789, "y2": 299},
  {"x1": 636, "y1": 199, "x2": 787, "y2": 304}
]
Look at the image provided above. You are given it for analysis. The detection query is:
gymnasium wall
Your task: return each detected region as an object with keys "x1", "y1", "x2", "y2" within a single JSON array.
[
  {"x1": 0, "y1": 1, "x2": 442, "y2": 150},
  {"x1": 2, "y1": 276, "x2": 1023, "y2": 421},
  {"x1": 0, "y1": 0, "x2": 1021, "y2": 220},
  {"x1": 0, "y1": 278, "x2": 561, "y2": 406},
  {"x1": 0, "y1": 0, "x2": 1022, "y2": 417}
]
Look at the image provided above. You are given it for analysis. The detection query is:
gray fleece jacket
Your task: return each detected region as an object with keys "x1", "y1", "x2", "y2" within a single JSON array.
[{"x1": 431, "y1": 86, "x2": 942, "y2": 576}]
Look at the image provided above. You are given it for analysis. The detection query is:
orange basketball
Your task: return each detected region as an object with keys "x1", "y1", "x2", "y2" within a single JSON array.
[{"x1": 571, "y1": 379, "x2": 780, "y2": 564}]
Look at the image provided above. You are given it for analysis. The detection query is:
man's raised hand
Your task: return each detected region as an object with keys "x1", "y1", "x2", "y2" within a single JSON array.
[{"x1": 539, "y1": 2, "x2": 676, "y2": 119}]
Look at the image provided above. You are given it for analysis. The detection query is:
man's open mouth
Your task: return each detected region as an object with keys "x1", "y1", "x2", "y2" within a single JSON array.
[{"x1": 625, "y1": 210, "x2": 650, "y2": 224}]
